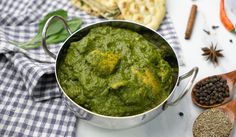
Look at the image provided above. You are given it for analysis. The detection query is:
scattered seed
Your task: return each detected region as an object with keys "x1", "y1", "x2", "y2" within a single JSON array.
[
  {"x1": 212, "y1": 25, "x2": 219, "y2": 29},
  {"x1": 179, "y1": 112, "x2": 184, "y2": 117},
  {"x1": 203, "y1": 29, "x2": 210, "y2": 35}
]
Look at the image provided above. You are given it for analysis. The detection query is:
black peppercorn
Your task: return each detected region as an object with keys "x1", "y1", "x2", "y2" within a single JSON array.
[
  {"x1": 179, "y1": 112, "x2": 184, "y2": 117},
  {"x1": 193, "y1": 75, "x2": 229, "y2": 106}
]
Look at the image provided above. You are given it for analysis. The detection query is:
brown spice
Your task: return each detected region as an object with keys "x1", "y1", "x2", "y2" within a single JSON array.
[
  {"x1": 201, "y1": 43, "x2": 224, "y2": 64},
  {"x1": 185, "y1": 4, "x2": 198, "y2": 39},
  {"x1": 193, "y1": 108, "x2": 233, "y2": 137}
]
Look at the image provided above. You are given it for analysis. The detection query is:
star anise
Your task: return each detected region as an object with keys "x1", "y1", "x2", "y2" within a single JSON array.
[{"x1": 201, "y1": 43, "x2": 224, "y2": 65}]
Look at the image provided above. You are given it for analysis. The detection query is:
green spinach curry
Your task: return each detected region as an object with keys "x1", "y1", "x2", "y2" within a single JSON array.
[{"x1": 58, "y1": 26, "x2": 178, "y2": 117}]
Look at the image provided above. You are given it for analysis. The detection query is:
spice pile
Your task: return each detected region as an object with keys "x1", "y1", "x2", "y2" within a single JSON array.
[
  {"x1": 193, "y1": 108, "x2": 233, "y2": 137},
  {"x1": 193, "y1": 75, "x2": 229, "y2": 106}
]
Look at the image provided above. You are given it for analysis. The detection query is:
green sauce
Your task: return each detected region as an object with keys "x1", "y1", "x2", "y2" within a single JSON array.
[{"x1": 58, "y1": 26, "x2": 177, "y2": 117}]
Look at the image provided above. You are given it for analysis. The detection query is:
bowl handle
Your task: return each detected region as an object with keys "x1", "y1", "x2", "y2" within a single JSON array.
[
  {"x1": 163, "y1": 67, "x2": 199, "y2": 109},
  {"x1": 42, "y1": 15, "x2": 72, "y2": 59}
]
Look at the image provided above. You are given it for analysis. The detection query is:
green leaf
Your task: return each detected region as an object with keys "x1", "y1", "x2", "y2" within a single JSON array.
[
  {"x1": 46, "y1": 34, "x2": 68, "y2": 44},
  {"x1": 18, "y1": 34, "x2": 41, "y2": 49},
  {"x1": 18, "y1": 16, "x2": 83, "y2": 49},
  {"x1": 15, "y1": 9, "x2": 83, "y2": 49},
  {"x1": 38, "y1": 9, "x2": 68, "y2": 32},
  {"x1": 38, "y1": 9, "x2": 68, "y2": 39},
  {"x1": 67, "y1": 18, "x2": 83, "y2": 32},
  {"x1": 45, "y1": 18, "x2": 83, "y2": 44}
]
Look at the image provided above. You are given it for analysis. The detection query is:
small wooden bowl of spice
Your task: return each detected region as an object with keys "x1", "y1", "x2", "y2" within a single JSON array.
[
  {"x1": 191, "y1": 70, "x2": 236, "y2": 108},
  {"x1": 193, "y1": 98, "x2": 236, "y2": 137}
]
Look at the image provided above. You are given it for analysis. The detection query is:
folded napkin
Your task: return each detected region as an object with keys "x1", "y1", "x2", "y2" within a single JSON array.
[{"x1": 0, "y1": 0, "x2": 183, "y2": 136}]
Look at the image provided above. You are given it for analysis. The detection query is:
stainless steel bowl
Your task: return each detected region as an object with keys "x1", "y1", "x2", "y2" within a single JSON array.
[{"x1": 42, "y1": 16, "x2": 198, "y2": 129}]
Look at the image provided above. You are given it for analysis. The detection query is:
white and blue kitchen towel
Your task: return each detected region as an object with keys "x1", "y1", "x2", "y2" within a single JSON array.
[{"x1": 0, "y1": 0, "x2": 183, "y2": 136}]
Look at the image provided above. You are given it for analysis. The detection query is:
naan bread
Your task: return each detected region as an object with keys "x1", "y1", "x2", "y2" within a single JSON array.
[
  {"x1": 81, "y1": 0, "x2": 120, "y2": 19},
  {"x1": 82, "y1": 0, "x2": 117, "y2": 13},
  {"x1": 71, "y1": 0, "x2": 100, "y2": 16},
  {"x1": 71, "y1": 0, "x2": 166, "y2": 29},
  {"x1": 116, "y1": 0, "x2": 166, "y2": 30}
]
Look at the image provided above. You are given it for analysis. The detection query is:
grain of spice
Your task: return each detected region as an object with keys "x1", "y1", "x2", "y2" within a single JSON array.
[
  {"x1": 203, "y1": 29, "x2": 210, "y2": 35},
  {"x1": 212, "y1": 25, "x2": 219, "y2": 29},
  {"x1": 193, "y1": 108, "x2": 233, "y2": 137},
  {"x1": 178, "y1": 112, "x2": 184, "y2": 117}
]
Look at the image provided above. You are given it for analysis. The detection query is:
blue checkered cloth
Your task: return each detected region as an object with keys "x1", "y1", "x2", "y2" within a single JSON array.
[{"x1": 0, "y1": 0, "x2": 183, "y2": 136}]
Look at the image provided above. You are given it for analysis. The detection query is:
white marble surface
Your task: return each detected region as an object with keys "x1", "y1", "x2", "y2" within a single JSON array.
[{"x1": 76, "y1": 0, "x2": 236, "y2": 136}]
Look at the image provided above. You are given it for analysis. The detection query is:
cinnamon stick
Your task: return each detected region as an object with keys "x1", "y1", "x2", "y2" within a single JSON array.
[{"x1": 185, "y1": 4, "x2": 198, "y2": 40}]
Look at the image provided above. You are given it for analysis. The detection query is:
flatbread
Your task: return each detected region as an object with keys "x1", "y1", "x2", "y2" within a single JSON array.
[
  {"x1": 71, "y1": 0, "x2": 166, "y2": 29},
  {"x1": 82, "y1": 0, "x2": 117, "y2": 13},
  {"x1": 71, "y1": 0, "x2": 100, "y2": 16},
  {"x1": 81, "y1": 0, "x2": 120, "y2": 19},
  {"x1": 116, "y1": 0, "x2": 166, "y2": 30}
]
